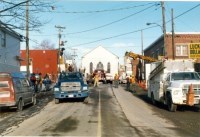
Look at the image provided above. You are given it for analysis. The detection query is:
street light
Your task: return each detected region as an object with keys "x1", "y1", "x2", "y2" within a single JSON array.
[
  {"x1": 146, "y1": 22, "x2": 166, "y2": 57},
  {"x1": 146, "y1": 22, "x2": 163, "y2": 32}
]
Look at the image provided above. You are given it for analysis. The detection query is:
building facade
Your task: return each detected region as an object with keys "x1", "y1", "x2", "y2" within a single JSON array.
[
  {"x1": 0, "y1": 24, "x2": 22, "y2": 72},
  {"x1": 81, "y1": 46, "x2": 119, "y2": 76},
  {"x1": 20, "y1": 50, "x2": 58, "y2": 78},
  {"x1": 144, "y1": 32, "x2": 200, "y2": 73},
  {"x1": 144, "y1": 32, "x2": 200, "y2": 60}
]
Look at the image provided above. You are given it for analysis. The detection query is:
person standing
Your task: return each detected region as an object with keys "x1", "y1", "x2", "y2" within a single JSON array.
[
  {"x1": 93, "y1": 73, "x2": 99, "y2": 87},
  {"x1": 126, "y1": 76, "x2": 130, "y2": 91},
  {"x1": 38, "y1": 73, "x2": 43, "y2": 92},
  {"x1": 114, "y1": 73, "x2": 119, "y2": 88}
]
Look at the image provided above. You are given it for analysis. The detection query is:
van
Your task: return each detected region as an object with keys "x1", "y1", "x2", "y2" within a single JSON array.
[{"x1": 0, "y1": 72, "x2": 36, "y2": 111}]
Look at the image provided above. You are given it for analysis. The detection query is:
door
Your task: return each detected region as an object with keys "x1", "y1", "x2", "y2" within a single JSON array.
[{"x1": 20, "y1": 78, "x2": 32, "y2": 104}]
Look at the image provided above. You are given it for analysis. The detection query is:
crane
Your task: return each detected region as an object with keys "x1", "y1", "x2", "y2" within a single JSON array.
[{"x1": 125, "y1": 51, "x2": 158, "y2": 62}]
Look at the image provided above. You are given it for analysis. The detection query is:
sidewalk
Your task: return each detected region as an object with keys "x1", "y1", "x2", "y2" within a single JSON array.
[{"x1": 111, "y1": 85, "x2": 177, "y2": 136}]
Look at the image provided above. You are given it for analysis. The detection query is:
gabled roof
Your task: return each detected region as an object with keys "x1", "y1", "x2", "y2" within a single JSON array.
[
  {"x1": 0, "y1": 20, "x2": 22, "y2": 40},
  {"x1": 82, "y1": 46, "x2": 119, "y2": 59}
]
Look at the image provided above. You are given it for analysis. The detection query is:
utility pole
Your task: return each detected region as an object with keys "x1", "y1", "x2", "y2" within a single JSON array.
[
  {"x1": 141, "y1": 30, "x2": 144, "y2": 80},
  {"x1": 171, "y1": 8, "x2": 175, "y2": 60},
  {"x1": 71, "y1": 48, "x2": 77, "y2": 71},
  {"x1": 161, "y1": 1, "x2": 166, "y2": 57},
  {"x1": 26, "y1": 0, "x2": 30, "y2": 78},
  {"x1": 55, "y1": 25, "x2": 65, "y2": 74}
]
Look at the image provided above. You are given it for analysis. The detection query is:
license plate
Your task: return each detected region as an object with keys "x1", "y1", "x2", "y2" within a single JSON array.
[{"x1": 68, "y1": 94, "x2": 74, "y2": 98}]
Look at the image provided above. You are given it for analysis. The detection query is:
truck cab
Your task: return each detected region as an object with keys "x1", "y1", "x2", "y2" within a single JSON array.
[{"x1": 54, "y1": 72, "x2": 89, "y2": 104}]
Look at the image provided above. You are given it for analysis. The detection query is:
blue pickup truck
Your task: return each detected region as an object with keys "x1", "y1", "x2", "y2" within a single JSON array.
[{"x1": 53, "y1": 72, "x2": 89, "y2": 104}]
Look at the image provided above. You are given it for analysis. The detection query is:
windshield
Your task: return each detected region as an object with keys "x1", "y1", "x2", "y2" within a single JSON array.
[
  {"x1": 59, "y1": 72, "x2": 82, "y2": 80},
  {"x1": 171, "y1": 72, "x2": 200, "y2": 81}
]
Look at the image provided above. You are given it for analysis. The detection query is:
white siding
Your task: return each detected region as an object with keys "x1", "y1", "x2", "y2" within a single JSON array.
[{"x1": 81, "y1": 46, "x2": 119, "y2": 77}]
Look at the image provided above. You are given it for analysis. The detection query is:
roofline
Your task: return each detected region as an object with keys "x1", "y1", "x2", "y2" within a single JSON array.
[
  {"x1": 0, "y1": 21, "x2": 22, "y2": 41},
  {"x1": 144, "y1": 34, "x2": 163, "y2": 52},
  {"x1": 144, "y1": 32, "x2": 200, "y2": 51},
  {"x1": 82, "y1": 45, "x2": 119, "y2": 59}
]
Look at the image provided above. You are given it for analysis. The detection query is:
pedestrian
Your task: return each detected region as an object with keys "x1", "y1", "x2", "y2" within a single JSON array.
[
  {"x1": 93, "y1": 73, "x2": 99, "y2": 87},
  {"x1": 126, "y1": 76, "x2": 130, "y2": 91},
  {"x1": 68, "y1": 64, "x2": 73, "y2": 72},
  {"x1": 38, "y1": 73, "x2": 43, "y2": 92},
  {"x1": 30, "y1": 73, "x2": 36, "y2": 87},
  {"x1": 114, "y1": 73, "x2": 119, "y2": 88}
]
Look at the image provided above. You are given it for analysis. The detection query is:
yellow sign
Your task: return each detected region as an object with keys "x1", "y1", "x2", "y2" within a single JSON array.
[{"x1": 189, "y1": 43, "x2": 200, "y2": 59}]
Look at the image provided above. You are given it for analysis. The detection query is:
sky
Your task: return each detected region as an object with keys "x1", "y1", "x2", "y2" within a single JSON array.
[{"x1": 19, "y1": 0, "x2": 200, "y2": 68}]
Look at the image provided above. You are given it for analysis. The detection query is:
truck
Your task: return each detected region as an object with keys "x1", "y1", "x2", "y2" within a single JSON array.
[
  {"x1": 147, "y1": 59, "x2": 200, "y2": 112},
  {"x1": 54, "y1": 72, "x2": 89, "y2": 104}
]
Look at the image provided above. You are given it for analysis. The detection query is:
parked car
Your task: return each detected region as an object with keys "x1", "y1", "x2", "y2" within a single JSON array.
[
  {"x1": 105, "y1": 73, "x2": 113, "y2": 84},
  {"x1": 0, "y1": 72, "x2": 36, "y2": 111},
  {"x1": 54, "y1": 72, "x2": 89, "y2": 104}
]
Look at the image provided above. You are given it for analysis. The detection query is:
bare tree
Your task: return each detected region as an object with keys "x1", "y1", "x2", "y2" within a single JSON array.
[
  {"x1": 0, "y1": 0, "x2": 54, "y2": 31},
  {"x1": 33, "y1": 39, "x2": 55, "y2": 49}
]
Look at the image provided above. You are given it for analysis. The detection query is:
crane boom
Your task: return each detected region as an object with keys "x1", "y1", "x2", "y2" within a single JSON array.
[{"x1": 125, "y1": 51, "x2": 158, "y2": 62}]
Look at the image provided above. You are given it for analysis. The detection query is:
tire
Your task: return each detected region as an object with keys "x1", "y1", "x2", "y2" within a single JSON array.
[
  {"x1": 151, "y1": 92, "x2": 156, "y2": 105},
  {"x1": 167, "y1": 94, "x2": 177, "y2": 112},
  {"x1": 55, "y1": 98, "x2": 60, "y2": 104},
  {"x1": 17, "y1": 99, "x2": 23, "y2": 111},
  {"x1": 32, "y1": 95, "x2": 37, "y2": 105}
]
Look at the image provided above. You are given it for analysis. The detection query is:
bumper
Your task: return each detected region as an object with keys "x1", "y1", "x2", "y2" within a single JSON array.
[
  {"x1": 173, "y1": 96, "x2": 200, "y2": 105},
  {"x1": 54, "y1": 91, "x2": 89, "y2": 99},
  {"x1": 0, "y1": 102, "x2": 16, "y2": 107}
]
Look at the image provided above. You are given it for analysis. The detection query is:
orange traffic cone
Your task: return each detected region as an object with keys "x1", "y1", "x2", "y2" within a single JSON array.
[{"x1": 186, "y1": 84, "x2": 194, "y2": 106}]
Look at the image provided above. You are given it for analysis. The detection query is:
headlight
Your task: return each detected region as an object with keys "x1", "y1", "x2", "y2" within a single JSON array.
[
  {"x1": 83, "y1": 86, "x2": 88, "y2": 91},
  {"x1": 54, "y1": 87, "x2": 59, "y2": 91}
]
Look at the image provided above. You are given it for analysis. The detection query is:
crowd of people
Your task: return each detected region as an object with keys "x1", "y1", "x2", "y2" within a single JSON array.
[
  {"x1": 30, "y1": 73, "x2": 52, "y2": 92},
  {"x1": 86, "y1": 71, "x2": 136, "y2": 90}
]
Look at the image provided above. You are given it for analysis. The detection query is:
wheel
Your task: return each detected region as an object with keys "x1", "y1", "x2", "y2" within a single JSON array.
[
  {"x1": 167, "y1": 94, "x2": 177, "y2": 112},
  {"x1": 151, "y1": 92, "x2": 156, "y2": 105},
  {"x1": 17, "y1": 99, "x2": 24, "y2": 111},
  {"x1": 55, "y1": 98, "x2": 60, "y2": 104},
  {"x1": 32, "y1": 95, "x2": 37, "y2": 105}
]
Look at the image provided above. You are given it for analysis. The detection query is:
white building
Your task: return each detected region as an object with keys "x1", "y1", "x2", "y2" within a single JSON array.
[
  {"x1": 0, "y1": 23, "x2": 22, "y2": 72},
  {"x1": 81, "y1": 46, "x2": 119, "y2": 77}
]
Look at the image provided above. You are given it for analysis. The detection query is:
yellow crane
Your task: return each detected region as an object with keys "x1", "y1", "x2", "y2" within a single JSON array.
[{"x1": 125, "y1": 51, "x2": 158, "y2": 62}]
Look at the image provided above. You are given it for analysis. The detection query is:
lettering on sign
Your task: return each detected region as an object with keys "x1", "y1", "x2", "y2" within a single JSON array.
[{"x1": 189, "y1": 43, "x2": 200, "y2": 59}]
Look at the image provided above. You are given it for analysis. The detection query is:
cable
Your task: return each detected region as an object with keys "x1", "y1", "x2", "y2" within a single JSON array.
[
  {"x1": 70, "y1": 26, "x2": 157, "y2": 47},
  {"x1": 66, "y1": 3, "x2": 158, "y2": 35},
  {"x1": 166, "y1": 3, "x2": 200, "y2": 24},
  {"x1": 69, "y1": 3, "x2": 200, "y2": 47},
  {"x1": 46, "y1": 2, "x2": 157, "y2": 14}
]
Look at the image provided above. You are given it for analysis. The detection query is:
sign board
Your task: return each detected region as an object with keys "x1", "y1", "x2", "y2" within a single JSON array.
[{"x1": 189, "y1": 43, "x2": 200, "y2": 59}]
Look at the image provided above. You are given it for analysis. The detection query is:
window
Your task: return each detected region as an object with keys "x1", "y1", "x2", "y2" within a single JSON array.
[
  {"x1": 107, "y1": 62, "x2": 111, "y2": 73},
  {"x1": 1, "y1": 31, "x2": 6, "y2": 47},
  {"x1": 90, "y1": 62, "x2": 93, "y2": 74},
  {"x1": 176, "y1": 45, "x2": 188, "y2": 56},
  {"x1": 97, "y1": 62, "x2": 104, "y2": 70}
]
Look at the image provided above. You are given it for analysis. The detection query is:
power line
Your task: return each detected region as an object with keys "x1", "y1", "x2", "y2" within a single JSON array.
[
  {"x1": 70, "y1": 26, "x2": 156, "y2": 47},
  {"x1": 69, "y1": 3, "x2": 200, "y2": 48},
  {"x1": 166, "y1": 3, "x2": 200, "y2": 24},
  {"x1": 66, "y1": 3, "x2": 159, "y2": 35},
  {"x1": 48, "y1": 2, "x2": 157, "y2": 14}
]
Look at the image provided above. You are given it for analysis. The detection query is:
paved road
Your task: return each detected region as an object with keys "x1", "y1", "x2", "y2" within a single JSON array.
[{"x1": 1, "y1": 84, "x2": 197, "y2": 136}]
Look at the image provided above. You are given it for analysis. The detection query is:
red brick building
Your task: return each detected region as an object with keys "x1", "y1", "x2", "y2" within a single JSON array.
[
  {"x1": 144, "y1": 32, "x2": 200, "y2": 60},
  {"x1": 144, "y1": 32, "x2": 200, "y2": 72},
  {"x1": 20, "y1": 50, "x2": 58, "y2": 78}
]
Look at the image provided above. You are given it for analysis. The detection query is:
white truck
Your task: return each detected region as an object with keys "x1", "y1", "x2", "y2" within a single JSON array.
[{"x1": 147, "y1": 59, "x2": 200, "y2": 112}]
